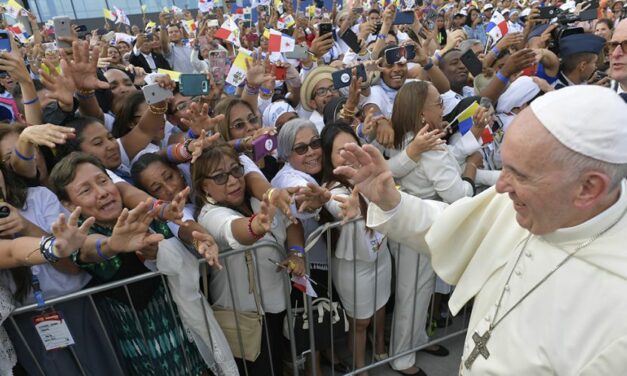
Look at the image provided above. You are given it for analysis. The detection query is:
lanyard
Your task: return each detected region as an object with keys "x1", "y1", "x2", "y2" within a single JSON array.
[{"x1": 31, "y1": 274, "x2": 46, "y2": 308}]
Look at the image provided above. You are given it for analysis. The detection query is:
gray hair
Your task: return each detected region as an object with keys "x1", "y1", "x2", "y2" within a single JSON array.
[
  {"x1": 551, "y1": 142, "x2": 627, "y2": 191},
  {"x1": 277, "y1": 118, "x2": 319, "y2": 161}
]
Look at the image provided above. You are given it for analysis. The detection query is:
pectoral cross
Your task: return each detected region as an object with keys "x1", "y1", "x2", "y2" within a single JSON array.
[{"x1": 464, "y1": 330, "x2": 491, "y2": 370}]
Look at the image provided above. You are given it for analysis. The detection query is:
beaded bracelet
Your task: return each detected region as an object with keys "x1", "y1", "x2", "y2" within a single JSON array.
[
  {"x1": 96, "y1": 238, "x2": 111, "y2": 261},
  {"x1": 247, "y1": 214, "x2": 264, "y2": 239},
  {"x1": 183, "y1": 138, "x2": 195, "y2": 156},
  {"x1": 495, "y1": 70, "x2": 510, "y2": 84},
  {"x1": 14, "y1": 148, "x2": 34, "y2": 161},
  {"x1": 149, "y1": 104, "x2": 167, "y2": 115},
  {"x1": 39, "y1": 235, "x2": 60, "y2": 263},
  {"x1": 22, "y1": 97, "x2": 39, "y2": 105}
]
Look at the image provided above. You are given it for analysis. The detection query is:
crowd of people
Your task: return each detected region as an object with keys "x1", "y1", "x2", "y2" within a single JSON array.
[{"x1": 0, "y1": 0, "x2": 625, "y2": 375}]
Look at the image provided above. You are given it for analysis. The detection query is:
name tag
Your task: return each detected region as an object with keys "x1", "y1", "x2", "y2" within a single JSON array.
[{"x1": 32, "y1": 311, "x2": 75, "y2": 351}]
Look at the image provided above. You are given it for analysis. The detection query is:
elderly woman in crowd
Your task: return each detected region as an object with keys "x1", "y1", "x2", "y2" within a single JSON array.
[{"x1": 48, "y1": 152, "x2": 207, "y2": 376}]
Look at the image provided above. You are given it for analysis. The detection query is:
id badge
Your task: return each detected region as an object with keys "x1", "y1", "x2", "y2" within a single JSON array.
[{"x1": 32, "y1": 311, "x2": 75, "y2": 351}]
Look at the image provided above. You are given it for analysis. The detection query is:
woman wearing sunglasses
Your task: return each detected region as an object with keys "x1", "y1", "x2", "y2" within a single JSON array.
[
  {"x1": 271, "y1": 119, "x2": 351, "y2": 373},
  {"x1": 192, "y1": 144, "x2": 305, "y2": 376},
  {"x1": 214, "y1": 97, "x2": 281, "y2": 180}
]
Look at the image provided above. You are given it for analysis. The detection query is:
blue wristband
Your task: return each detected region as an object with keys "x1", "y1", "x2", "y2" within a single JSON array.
[
  {"x1": 495, "y1": 71, "x2": 510, "y2": 84},
  {"x1": 14, "y1": 148, "x2": 34, "y2": 161},
  {"x1": 357, "y1": 123, "x2": 365, "y2": 139},
  {"x1": 234, "y1": 138, "x2": 242, "y2": 153},
  {"x1": 288, "y1": 245, "x2": 305, "y2": 253},
  {"x1": 22, "y1": 97, "x2": 39, "y2": 105},
  {"x1": 166, "y1": 145, "x2": 175, "y2": 162},
  {"x1": 96, "y1": 238, "x2": 111, "y2": 261},
  {"x1": 490, "y1": 46, "x2": 500, "y2": 56},
  {"x1": 187, "y1": 129, "x2": 199, "y2": 139}
]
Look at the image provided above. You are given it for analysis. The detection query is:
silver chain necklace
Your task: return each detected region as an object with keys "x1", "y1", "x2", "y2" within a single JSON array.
[{"x1": 464, "y1": 204, "x2": 627, "y2": 370}]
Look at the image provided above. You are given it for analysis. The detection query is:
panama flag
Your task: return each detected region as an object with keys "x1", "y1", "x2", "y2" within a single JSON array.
[
  {"x1": 485, "y1": 11, "x2": 509, "y2": 42},
  {"x1": 268, "y1": 29, "x2": 295, "y2": 52},
  {"x1": 214, "y1": 18, "x2": 241, "y2": 46}
]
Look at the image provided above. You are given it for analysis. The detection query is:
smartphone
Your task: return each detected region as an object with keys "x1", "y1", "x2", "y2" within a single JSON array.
[
  {"x1": 404, "y1": 44, "x2": 416, "y2": 61},
  {"x1": 208, "y1": 50, "x2": 228, "y2": 85},
  {"x1": 393, "y1": 11, "x2": 415, "y2": 25},
  {"x1": 460, "y1": 49, "x2": 483, "y2": 77},
  {"x1": 53, "y1": 16, "x2": 73, "y2": 49},
  {"x1": 142, "y1": 83, "x2": 174, "y2": 105},
  {"x1": 319, "y1": 23, "x2": 333, "y2": 36},
  {"x1": 180, "y1": 74, "x2": 210, "y2": 96},
  {"x1": 341, "y1": 28, "x2": 362, "y2": 53},
  {"x1": 332, "y1": 64, "x2": 368, "y2": 89},
  {"x1": 538, "y1": 6, "x2": 558, "y2": 19},
  {"x1": 273, "y1": 66, "x2": 287, "y2": 80},
  {"x1": 253, "y1": 134, "x2": 278, "y2": 161},
  {"x1": 0, "y1": 31, "x2": 11, "y2": 52},
  {"x1": 374, "y1": 22, "x2": 382, "y2": 34},
  {"x1": 385, "y1": 46, "x2": 415, "y2": 65},
  {"x1": 285, "y1": 45, "x2": 308, "y2": 59},
  {"x1": 243, "y1": 20, "x2": 251, "y2": 28},
  {"x1": 145, "y1": 33, "x2": 154, "y2": 41}
]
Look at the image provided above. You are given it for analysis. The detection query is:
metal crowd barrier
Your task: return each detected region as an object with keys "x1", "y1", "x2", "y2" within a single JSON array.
[{"x1": 7, "y1": 220, "x2": 470, "y2": 376}]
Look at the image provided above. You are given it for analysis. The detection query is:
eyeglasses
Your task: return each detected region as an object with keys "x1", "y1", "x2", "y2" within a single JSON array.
[
  {"x1": 292, "y1": 138, "x2": 322, "y2": 155},
  {"x1": 206, "y1": 165, "x2": 244, "y2": 185},
  {"x1": 607, "y1": 40, "x2": 627, "y2": 53},
  {"x1": 230, "y1": 114, "x2": 259, "y2": 130},
  {"x1": 313, "y1": 85, "x2": 338, "y2": 98}
]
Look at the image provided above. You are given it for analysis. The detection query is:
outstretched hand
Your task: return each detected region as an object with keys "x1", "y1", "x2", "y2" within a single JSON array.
[
  {"x1": 334, "y1": 143, "x2": 400, "y2": 211},
  {"x1": 294, "y1": 183, "x2": 332, "y2": 213},
  {"x1": 180, "y1": 101, "x2": 225, "y2": 136},
  {"x1": 161, "y1": 187, "x2": 191, "y2": 225},
  {"x1": 192, "y1": 230, "x2": 222, "y2": 270},
  {"x1": 51, "y1": 207, "x2": 95, "y2": 258},
  {"x1": 333, "y1": 187, "x2": 362, "y2": 224},
  {"x1": 109, "y1": 199, "x2": 165, "y2": 253}
]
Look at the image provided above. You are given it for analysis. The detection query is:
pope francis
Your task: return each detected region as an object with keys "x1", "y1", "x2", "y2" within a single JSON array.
[{"x1": 335, "y1": 86, "x2": 627, "y2": 375}]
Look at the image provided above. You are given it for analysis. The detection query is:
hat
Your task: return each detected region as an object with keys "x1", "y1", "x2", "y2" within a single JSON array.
[
  {"x1": 530, "y1": 86, "x2": 627, "y2": 164},
  {"x1": 300, "y1": 66, "x2": 337, "y2": 112},
  {"x1": 496, "y1": 76, "x2": 540, "y2": 114},
  {"x1": 510, "y1": 9, "x2": 520, "y2": 16},
  {"x1": 520, "y1": 8, "x2": 532, "y2": 17},
  {"x1": 262, "y1": 101, "x2": 296, "y2": 128},
  {"x1": 559, "y1": 33, "x2": 606, "y2": 58},
  {"x1": 482, "y1": 3, "x2": 494, "y2": 11},
  {"x1": 502, "y1": 8, "x2": 510, "y2": 13}
]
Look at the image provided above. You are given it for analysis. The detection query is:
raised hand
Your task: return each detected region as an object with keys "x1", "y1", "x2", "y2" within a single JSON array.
[
  {"x1": 189, "y1": 130, "x2": 221, "y2": 163},
  {"x1": 60, "y1": 41, "x2": 110, "y2": 92},
  {"x1": 108, "y1": 199, "x2": 165, "y2": 253},
  {"x1": 333, "y1": 187, "x2": 362, "y2": 224},
  {"x1": 253, "y1": 194, "x2": 276, "y2": 235},
  {"x1": 268, "y1": 187, "x2": 299, "y2": 223},
  {"x1": 161, "y1": 187, "x2": 191, "y2": 225},
  {"x1": 192, "y1": 230, "x2": 222, "y2": 270},
  {"x1": 406, "y1": 125, "x2": 445, "y2": 161},
  {"x1": 362, "y1": 108, "x2": 384, "y2": 136},
  {"x1": 346, "y1": 68, "x2": 363, "y2": 109},
  {"x1": 294, "y1": 183, "x2": 332, "y2": 213},
  {"x1": 334, "y1": 143, "x2": 401, "y2": 211},
  {"x1": 20, "y1": 123, "x2": 75, "y2": 148},
  {"x1": 180, "y1": 101, "x2": 225, "y2": 136},
  {"x1": 0, "y1": 34, "x2": 31, "y2": 84},
  {"x1": 51, "y1": 207, "x2": 95, "y2": 258},
  {"x1": 500, "y1": 49, "x2": 536, "y2": 78},
  {"x1": 40, "y1": 60, "x2": 75, "y2": 111},
  {"x1": 245, "y1": 52, "x2": 274, "y2": 87},
  {"x1": 376, "y1": 118, "x2": 395, "y2": 149}
]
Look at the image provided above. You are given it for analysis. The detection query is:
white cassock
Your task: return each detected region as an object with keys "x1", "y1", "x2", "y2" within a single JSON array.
[{"x1": 367, "y1": 179, "x2": 627, "y2": 375}]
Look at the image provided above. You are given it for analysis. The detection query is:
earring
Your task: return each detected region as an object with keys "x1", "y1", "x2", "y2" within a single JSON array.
[{"x1": 205, "y1": 194, "x2": 216, "y2": 205}]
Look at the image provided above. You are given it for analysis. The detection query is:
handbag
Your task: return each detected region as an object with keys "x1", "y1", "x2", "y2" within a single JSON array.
[
  {"x1": 213, "y1": 251, "x2": 263, "y2": 362},
  {"x1": 283, "y1": 296, "x2": 349, "y2": 354}
]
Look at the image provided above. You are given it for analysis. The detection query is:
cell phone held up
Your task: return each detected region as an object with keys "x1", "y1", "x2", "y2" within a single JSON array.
[
  {"x1": 332, "y1": 64, "x2": 368, "y2": 89},
  {"x1": 459, "y1": 49, "x2": 483, "y2": 77},
  {"x1": 319, "y1": 23, "x2": 333, "y2": 37},
  {"x1": 141, "y1": 83, "x2": 173, "y2": 105},
  {"x1": 0, "y1": 31, "x2": 11, "y2": 53},
  {"x1": 384, "y1": 45, "x2": 416, "y2": 65},
  {"x1": 179, "y1": 74, "x2": 210, "y2": 96},
  {"x1": 538, "y1": 6, "x2": 558, "y2": 19},
  {"x1": 53, "y1": 16, "x2": 73, "y2": 49},
  {"x1": 253, "y1": 134, "x2": 278, "y2": 161},
  {"x1": 393, "y1": 11, "x2": 415, "y2": 25}
]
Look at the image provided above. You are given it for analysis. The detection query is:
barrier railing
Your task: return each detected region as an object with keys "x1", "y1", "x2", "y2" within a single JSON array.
[{"x1": 7, "y1": 220, "x2": 469, "y2": 376}]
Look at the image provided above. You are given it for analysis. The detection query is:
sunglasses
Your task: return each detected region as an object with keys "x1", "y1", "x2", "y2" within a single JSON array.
[
  {"x1": 607, "y1": 40, "x2": 627, "y2": 53},
  {"x1": 292, "y1": 138, "x2": 322, "y2": 155},
  {"x1": 230, "y1": 114, "x2": 259, "y2": 130},
  {"x1": 313, "y1": 85, "x2": 338, "y2": 98},
  {"x1": 206, "y1": 165, "x2": 244, "y2": 185}
]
